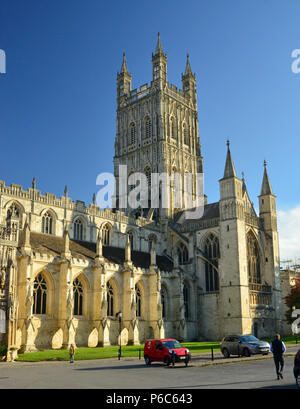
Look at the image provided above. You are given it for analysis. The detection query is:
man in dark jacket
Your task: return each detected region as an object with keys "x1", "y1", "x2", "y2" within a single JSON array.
[{"x1": 270, "y1": 334, "x2": 286, "y2": 380}]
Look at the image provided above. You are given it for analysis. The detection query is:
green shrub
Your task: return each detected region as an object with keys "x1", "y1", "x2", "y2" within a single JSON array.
[{"x1": 0, "y1": 345, "x2": 7, "y2": 357}]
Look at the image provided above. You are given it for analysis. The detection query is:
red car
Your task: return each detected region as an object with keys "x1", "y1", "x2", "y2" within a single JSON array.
[{"x1": 144, "y1": 338, "x2": 191, "y2": 366}]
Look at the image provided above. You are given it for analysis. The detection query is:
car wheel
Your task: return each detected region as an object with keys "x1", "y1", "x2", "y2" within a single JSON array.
[
  {"x1": 296, "y1": 374, "x2": 300, "y2": 390},
  {"x1": 222, "y1": 348, "x2": 230, "y2": 358},
  {"x1": 144, "y1": 355, "x2": 151, "y2": 366},
  {"x1": 164, "y1": 356, "x2": 171, "y2": 366},
  {"x1": 243, "y1": 348, "x2": 251, "y2": 357}
]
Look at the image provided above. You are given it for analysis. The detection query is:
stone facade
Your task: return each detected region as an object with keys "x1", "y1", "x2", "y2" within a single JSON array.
[
  {"x1": 280, "y1": 268, "x2": 300, "y2": 335},
  {"x1": 0, "y1": 35, "x2": 283, "y2": 356}
]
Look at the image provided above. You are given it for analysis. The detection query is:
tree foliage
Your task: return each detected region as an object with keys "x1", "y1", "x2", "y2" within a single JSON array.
[{"x1": 285, "y1": 276, "x2": 300, "y2": 325}]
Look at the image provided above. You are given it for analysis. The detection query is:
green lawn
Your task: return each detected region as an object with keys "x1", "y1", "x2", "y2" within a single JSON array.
[
  {"x1": 16, "y1": 345, "x2": 143, "y2": 362},
  {"x1": 15, "y1": 336, "x2": 300, "y2": 362},
  {"x1": 16, "y1": 342, "x2": 220, "y2": 362}
]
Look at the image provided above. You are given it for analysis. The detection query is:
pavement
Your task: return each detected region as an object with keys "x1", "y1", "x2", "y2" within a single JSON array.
[{"x1": 0, "y1": 344, "x2": 299, "y2": 389}]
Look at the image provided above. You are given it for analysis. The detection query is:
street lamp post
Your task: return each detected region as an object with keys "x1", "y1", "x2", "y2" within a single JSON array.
[{"x1": 116, "y1": 312, "x2": 122, "y2": 360}]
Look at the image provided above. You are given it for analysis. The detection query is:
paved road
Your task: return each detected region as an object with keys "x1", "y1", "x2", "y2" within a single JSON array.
[{"x1": 0, "y1": 355, "x2": 298, "y2": 389}]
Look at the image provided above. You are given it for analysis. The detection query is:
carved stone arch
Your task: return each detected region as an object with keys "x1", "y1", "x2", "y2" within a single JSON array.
[
  {"x1": 100, "y1": 221, "x2": 113, "y2": 246},
  {"x1": 160, "y1": 282, "x2": 170, "y2": 319},
  {"x1": 4, "y1": 199, "x2": 25, "y2": 214},
  {"x1": 129, "y1": 121, "x2": 136, "y2": 145},
  {"x1": 72, "y1": 214, "x2": 88, "y2": 241},
  {"x1": 144, "y1": 114, "x2": 152, "y2": 139},
  {"x1": 71, "y1": 213, "x2": 88, "y2": 225},
  {"x1": 202, "y1": 232, "x2": 220, "y2": 293},
  {"x1": 72, "y1": 271, "x2": 90, "y2": 290},
  {"x1": 176, "y1": 241, "x2": 189, "y2": 265},
  {"x1": 144, "y1": 166, "x2": 151, "y2": 188},
  {"x1": 72, "y1": 272, "x2": 90, "y2": 317},
  {"x1": 199, "y1": 230, "x2": 218, "y2": 249},
  {"x1": 246, "y1": 227, "x2": 264, "y2": 258},
  {"x1": 246, "y1": 229, "x2": 263, "y2": 284},
  {"x1": 39, "y1": 207, "x2": 58, "y2": 219},
  {"x1": 32, "y1": 269, "x2": 55, "y2": 316},
  {"x1": 170, "y1": 116, "x2": 177, "y2": 139},
  {"x1": 134, "y1": 279, "x2": 146, "y2": 319},
  {"x1": 106, "y1": 277, "x2": 120, "y2": 317},
  {"x1": 5, "y1": 200, "x2": 24, "y2": 228},
  {"x1": 183, "y1": 278, "x2": 191, "y2": 320},
  {"x1": 40, "y1": 208, "x2": 57, "y2": 235}
]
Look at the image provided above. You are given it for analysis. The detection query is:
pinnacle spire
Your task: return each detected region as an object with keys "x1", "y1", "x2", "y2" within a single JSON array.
[
  {"x1": 184, "y1": 53, "x2": 193, "y2": 75},
  {"x1": 241, "y1": 171, "x2": 247, "y2": 194},
  {"x1": 155, "y1": 32, "x2": 163, "y2": 54},
  {"x1": 125, "y1": 233, "x2": 131, "y2": 264},
  {"x1": 260, "y1": 160, "x2": 274, "y2": 196},
  {"x1": 96, "y1": 229, "x2": 103, "y2": 258},
  {"x1": 223, "y1": 140, "x2": 237, "y2": 179},
  {"x1": 62, "y1": 224, "x2": 71, "y2": 258},
  {"x1": 24, "y1": 216, "x2": 31, "y2": 248},
  {"x1": 120, "y1": 51, "x2": 128, "y2": 74}
]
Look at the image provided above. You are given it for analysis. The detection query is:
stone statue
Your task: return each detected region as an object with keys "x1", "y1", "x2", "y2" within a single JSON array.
[
  {"x1": 25, "y1": 282, "x2": 34, "y2": 317},
  {"x1": 0, "y1": 267, "x2": 6, "y2": 290},
  {"x1": 67, "y1": 286, "x2": 73, "y2": 320}
]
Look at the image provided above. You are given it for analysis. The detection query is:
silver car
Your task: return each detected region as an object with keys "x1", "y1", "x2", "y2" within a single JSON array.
[{"x1": 221, "y1": 335, "x2": 270, "y2": 358}]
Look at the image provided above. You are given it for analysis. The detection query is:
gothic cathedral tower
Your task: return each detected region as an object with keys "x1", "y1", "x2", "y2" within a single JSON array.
[
  {"x1": 114, "y1": 34, "x2": 203, "y2": 219},
  {"x1": 218, "y1": 142, "x2": 252, "y2": 335}
]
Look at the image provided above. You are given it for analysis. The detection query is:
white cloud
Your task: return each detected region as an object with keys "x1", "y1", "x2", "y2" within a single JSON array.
[{"x1": 278, "y1": 205, "x2": 300, "y2": 263}]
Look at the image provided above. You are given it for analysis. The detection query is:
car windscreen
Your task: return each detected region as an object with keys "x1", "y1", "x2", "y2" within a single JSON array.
[
  {"x1": 240, "y1": 335, "x2": 259, "y2": 343},
  {"x1": 162, "y1": 340, "x2": 183, "y2": 349}
]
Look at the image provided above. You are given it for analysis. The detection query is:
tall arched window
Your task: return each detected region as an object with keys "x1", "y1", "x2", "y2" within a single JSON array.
[
  {"x1": 74, "y1": 218, "x2": 83, "y2": 241},
  {"x1": 183, "y1": 123, "x2": 189, "y2": 145},
  {"x1": 161, "y1": 287, "x2": 167, "y2": 319},
  {"x1": 6, "y1": 203, "x2": 20, "y2": 221},
  {"x1": 183, "y1": 284, "x2": 189, "y2": 319},
  {"x1": 177, "y1": 243, "x2": 189, "y2": 265},
  {"x1": 73, "y1": 278, "x2": 83, "y2": 316},
  {"x1": 135, "y1": 284, "x2": 142, "y2": 318},
  {"x1": 107, "y1": 281, "x2": 114, "y2": 317},
  {"x1": 204, "y1": 234, "x2": 220, "y2": 292},
  {"x1": 144, "y1": 167, "x2": 151, "y2": 188},
  {"x1": 145, "y1": 116, "x2": 151, "y2": 139},
  {"x1": 6, "y1": 203, "x2": 21, "y2": 235},
  {"x1": 33, "y1": 274, "x2": 47, "y2": 315},
  {"x1": 171, "y1": 117, "x2": 176, "y2": 139},
  {"x1": 247, "y1": 232, "x2": 261, "y2": 284},
  {"x1": 129, "y1": 122, "x2": 136, "y2": 145},
  {"x1": 102, "y1": 224, "x2": 111, "y2": 246},
  {"x1": 42, "y1": 211, "x2": 53, "y2": 234}
]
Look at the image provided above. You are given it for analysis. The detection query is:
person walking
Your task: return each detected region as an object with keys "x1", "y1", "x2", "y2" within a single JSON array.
[
  {"x1": 69, "y1": 343, "x2": 75, "y2": 363},
  {"x1": 270, "y1": 334, "x2": 286, "y2": 380}
]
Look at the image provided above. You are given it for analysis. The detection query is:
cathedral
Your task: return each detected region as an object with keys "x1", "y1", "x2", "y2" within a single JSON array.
[{"x1": 0, "y1": 34, "x2": 283, "y2": 357}]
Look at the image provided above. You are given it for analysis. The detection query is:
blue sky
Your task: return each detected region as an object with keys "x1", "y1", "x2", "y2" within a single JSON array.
[{"x1": 0, "y1": 0, "x2": 299, "y2": 258}]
